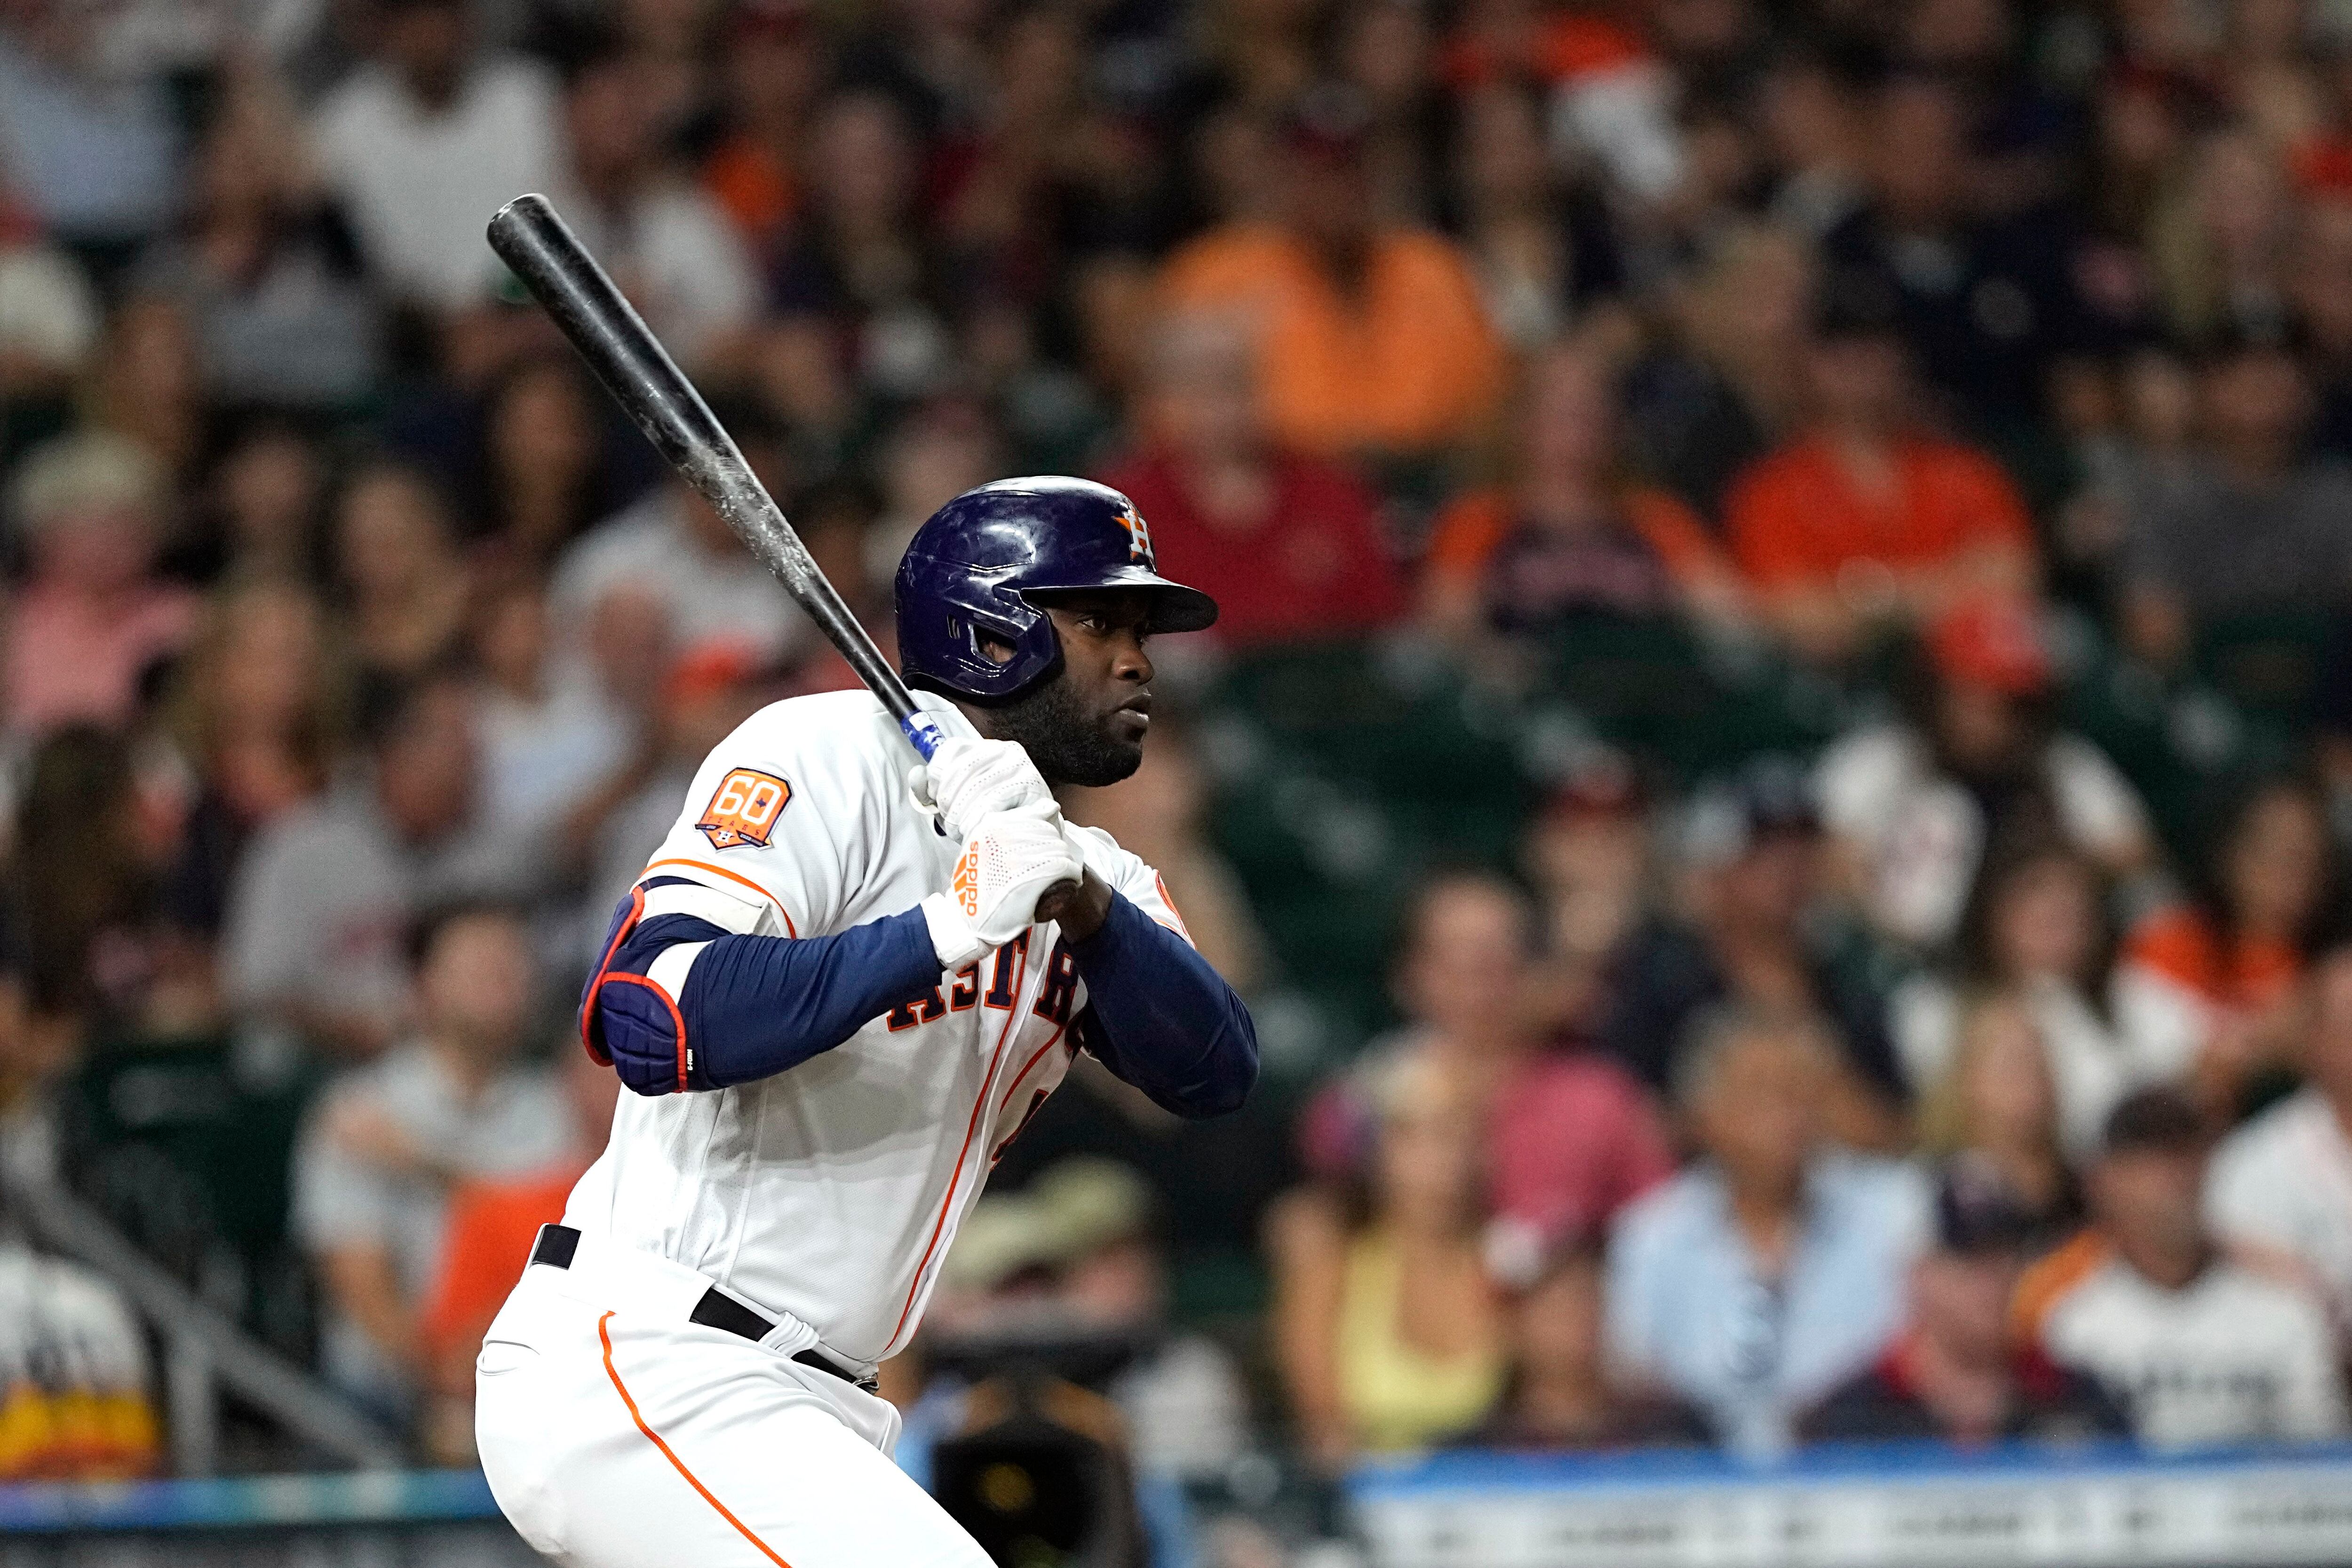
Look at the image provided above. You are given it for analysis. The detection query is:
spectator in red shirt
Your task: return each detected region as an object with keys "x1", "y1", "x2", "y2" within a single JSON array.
[
  {"x1": 1724, "y1": 273, "x2": 2036, "y2": 665},
  {"x1": 1097, "y1": 309, "x2": 1410, "y2": 648}
]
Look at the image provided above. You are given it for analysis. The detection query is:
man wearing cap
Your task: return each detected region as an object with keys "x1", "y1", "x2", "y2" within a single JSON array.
[{"x1": 1801, "y1": 1156, "x2": 2127, "y2": 1444}]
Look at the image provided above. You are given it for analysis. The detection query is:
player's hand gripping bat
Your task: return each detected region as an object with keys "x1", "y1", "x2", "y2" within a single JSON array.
[{"x1": 485, "y1": 193, "x2": 946, "y2": 764}]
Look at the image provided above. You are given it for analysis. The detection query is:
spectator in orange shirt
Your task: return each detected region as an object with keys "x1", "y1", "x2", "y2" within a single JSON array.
[
  {"x1": 2117, "y1": 776, "x2": 2340, "y2": 1117},
  {"x1": 1724, "y1": 273, "x2": 2036, "y2": 665},
  {"x1": 1158, "y1": 90, "x2": 1505, "y2": 460},
  {"x1": 699, "y1": 0, "x2": 826, "y2": 263},
  {"x1": 1097, "y1": 309, "x2": 1409, "y2": 648},
  {"x1": 416, "y1": 1043, "x2": 620, "y2": 1463},
  {"x1": 1421, "y1": 341, "x2": 1745, "y2": 658}
]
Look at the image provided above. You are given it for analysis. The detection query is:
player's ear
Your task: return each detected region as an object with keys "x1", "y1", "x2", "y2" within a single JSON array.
[{"x1": 977, "y1": 634, "x2": 1017, "y2": 665}]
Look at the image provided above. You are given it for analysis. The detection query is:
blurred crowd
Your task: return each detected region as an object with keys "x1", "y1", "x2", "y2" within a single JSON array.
[{"x1": 4, "y1": 0, "x2": 2352, "y2": 1515}]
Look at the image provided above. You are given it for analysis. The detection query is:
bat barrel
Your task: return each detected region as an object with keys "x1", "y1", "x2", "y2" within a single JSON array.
[{"x1": 487, "y1": 195, "x2": 939, "y2": 760}]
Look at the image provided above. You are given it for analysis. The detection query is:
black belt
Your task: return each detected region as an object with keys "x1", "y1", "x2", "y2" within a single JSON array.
[{"x1": 529, "y1": 1224, "x2": 877, "y2": 1394}]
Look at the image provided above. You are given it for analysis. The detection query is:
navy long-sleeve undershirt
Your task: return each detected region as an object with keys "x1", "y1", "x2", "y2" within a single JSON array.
[
  {"x1": 1067, "y1": 891, "x2": 1258, "y2": 1119},
  {"x1": 587, "y1": 882, "x2": 1256, "y2": 1116},
  {"x1": 593, "y1": 904, "x2": 939, "y2": 1094}
]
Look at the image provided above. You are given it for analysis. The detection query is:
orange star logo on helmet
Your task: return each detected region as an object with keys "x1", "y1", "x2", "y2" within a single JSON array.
[{"x1": 697, "y1": 768, "x2": 792, "y2": 850}]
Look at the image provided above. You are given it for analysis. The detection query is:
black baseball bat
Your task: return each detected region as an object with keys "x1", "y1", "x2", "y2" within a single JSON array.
[{"x1": 485, "y1": 193, "x2": 944, "y2": 762}]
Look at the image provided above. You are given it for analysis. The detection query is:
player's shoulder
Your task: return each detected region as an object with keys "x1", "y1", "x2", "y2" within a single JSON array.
[{"x1": 720, "y1": 689, "x2": 969, "y2": 766}]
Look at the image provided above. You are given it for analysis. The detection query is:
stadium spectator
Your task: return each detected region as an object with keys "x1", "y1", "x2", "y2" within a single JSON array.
[
  {"x1": 161, "y1": 578, "x2": 347, "y2": 938},
  {"x1": 2207, "y1": 943, "x2": 2352, "y2": 1332},
  {"x1": 1723, "y1": 273, "x2": 2036, "y2": 665},
  {"x1": 1820, "y1": 73, "x2": 2089, "y2": 436},
  {"x1": 1597, "y1": 759, "x2": 1905, "y2": 1139},
  {"x1": 0, "y1": 204, "x2": 99, "y2": 433},
  {"x1": 1800, "y1": 1158, "x2": 2127, "y2": 1445},
  {"x1": 929, "y1": 1158, "x2": 1252, "y2": 1483},
  {"x1": 1419, "y1": 341, "x2": 1746, "y2": 656},
  {"x1": 1299, "y1": 871, "x2": 1675, "y2": 1255},
  {"x1": 552, "y1": 430, "x2": 814, "y2": 671},
  {"x1": 0, "y1": 1241, "x2": 160, "y2": 1480},
  {"x1": 2020, "y1": 1087, "x2": 2348, "y2": 1449},
  {"x1": 468, "y1": 576, "x2": 633, "y2": 854},
  {"x1": 1270, "y1": 1053, "x2": 1504, "y2": 1462},
  {"x1": 576, "y1": 641, "x2": 767, "y2": 965},
  {"x1": 200, "y1": 422, "x2": 327, "y2": 581},
  {"x1": 1520, "y1": 755, "x2": 1656, "y2": 1006},
  {"x1": 1815, "y1": 597, "x2": 2155, "y2": 953},
  {"x1": 416, "y1": 1041, "x2": 618, "y2": 1463},
  {"x1": 1159, "y1": 90, "x2": 1504, "y2": 459},
  {"x1": 1098, "y1": 310, "x2": 1410, "y2": 649},
  {"x1": 2149, "y1": 130, "x2": 2298, "y2": 347},
  {"x1": 1605, "y1": 1006, "x2": 1930, "y2": 1457},
  {"x1": 1912, "y1": 994, "x2": 2083, "y2": 1245},
  {"x1": 130, "y1": 69, "x2": 382, "y2": 412},
  {"x1": 2, "y1": 430, "x2": 195, "y2": 738},
  {"x1": 552, "y1": 40, "x2": 760, "y2": 378},
  {"x1": 700, "y1": 0, "x2": 826, "y2": 261},
  {"x1": 310, "y1": 0, "x2": 564, "y2": 312},
  {"x1": 763, "y1": 89, "x2": 951, "y2": 406},
  {"x1": 2117, "y1": 776, "x2": 2338, "y2": 1113},
  {"x1": 1471, "y1": 1236, "x2": 1708, "y2": 1451},
  {"x1": 86, "y1": 294, "x2": 203, "y2": 486},
  {"x1": 2119, "y1": 326, "x2": 2352, "y2": 665},
  {"x1": 1448, "y1": 80, "x2": 1626, "y2": 351},
  {"x1": 1623, "y1": 222, "x2": 1814, "y2": 524},
  {"x1": 293, "y1": 903, "x2": 574, "y2": 1416},
  {"x1": 222, "y1": 672, "x2": 534, "y2": 1064},
  {"x1": 6, "y1": 727, "x2": 184, "y2": 1035},
  {"x1": 1894, "y1": 842, "x2": 2185, "y2": 1160},
  {"x1": 332, "y1": 463, "x2": 472, "y2": 705},
  {"x1": 464, "y1": 355, "x2": 621, "y2": 571},
  {"x1": 0, "y1": 1, "x2": 182, "y2": 253}
]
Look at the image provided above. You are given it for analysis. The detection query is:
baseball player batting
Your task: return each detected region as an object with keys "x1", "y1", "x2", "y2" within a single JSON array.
[{"x1": 470, "y1": 474, "x2": 1258, "y2": 1566}]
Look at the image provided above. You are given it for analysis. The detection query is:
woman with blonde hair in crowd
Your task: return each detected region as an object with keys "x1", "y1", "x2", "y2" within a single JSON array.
[
  {"x1": 1894, "y1": 839, "x2": 2186, "y2": 1161},
  {"x1": 1268, "y1": 1053, "x2": 1505, "y2": 1465},
  {"x1": 1915, "y1": 990, "x2": 2082, "y2": 1244}
]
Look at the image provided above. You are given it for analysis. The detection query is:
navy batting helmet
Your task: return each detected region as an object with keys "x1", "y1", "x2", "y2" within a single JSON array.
[{"x1": 894, "y1": 477, "x2": 1217, "y2": 704}]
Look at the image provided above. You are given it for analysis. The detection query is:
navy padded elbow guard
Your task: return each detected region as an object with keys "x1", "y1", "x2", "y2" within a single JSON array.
[
  {"x1": 579, "y1": 882, "x2": 942, "y2": 1097},
  {"x1": 578, "y1": 885, "x2": 718, "y2": 1095}
]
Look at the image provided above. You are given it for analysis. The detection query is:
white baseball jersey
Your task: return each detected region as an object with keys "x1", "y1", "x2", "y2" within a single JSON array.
[
  {"x1": 560, "y1": 688, "x2": 1186, "y2": 1368},
  {"x1": 2037, "y1": 1249, "x2": 2348, "y2": 1449}
]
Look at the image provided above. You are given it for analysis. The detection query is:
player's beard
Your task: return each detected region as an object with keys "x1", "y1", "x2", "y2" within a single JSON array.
[{"x1": 986, "y1": 671, "x2": 1142, "y2": 788}]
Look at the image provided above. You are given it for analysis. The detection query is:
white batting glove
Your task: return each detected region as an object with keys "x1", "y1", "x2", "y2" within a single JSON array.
[
  {"x1": 910, "y1": 736, "x2": 1058, "y2": 842},
  {"x1": 919, "y1": 802, "x2": 1081, "y2": 968}
]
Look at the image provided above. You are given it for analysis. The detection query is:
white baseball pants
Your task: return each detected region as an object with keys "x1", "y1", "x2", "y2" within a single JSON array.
[{"x1": 474, "y1": 1235, "x2": 989, "y2": 1567}]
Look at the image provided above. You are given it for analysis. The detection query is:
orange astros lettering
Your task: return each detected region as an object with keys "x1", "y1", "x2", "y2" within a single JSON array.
[{"x1": 697, "y1": 769, "x2": 792, "y2": 850}]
